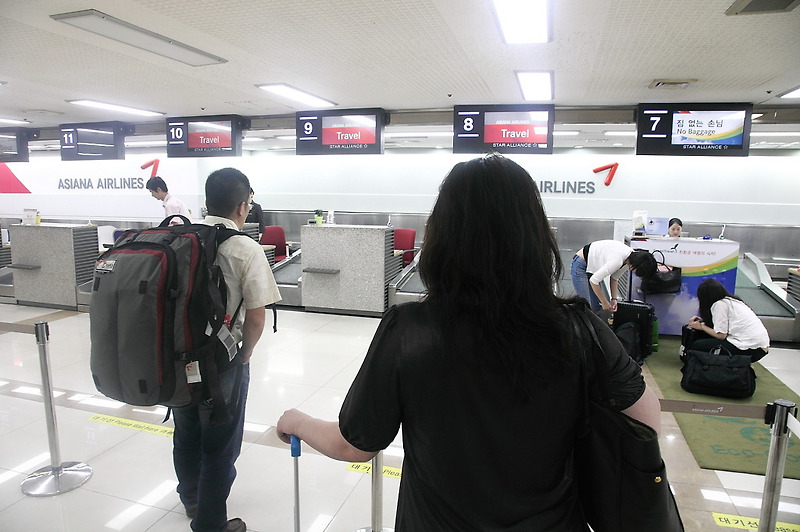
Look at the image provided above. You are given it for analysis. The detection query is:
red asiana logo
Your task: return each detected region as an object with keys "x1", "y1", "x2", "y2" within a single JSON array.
[
  {"x1": 592, "y1": 162, "x2": 619, "y2": 186},
  {"x1": 0, "y1": 163, "x2": 32, "y2": 193}
]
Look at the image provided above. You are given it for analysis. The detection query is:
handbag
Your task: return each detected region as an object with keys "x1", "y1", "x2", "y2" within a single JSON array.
[
  {"x1": 572, "y1": 308, "x2": 684, "y2": 532},
  {"x1": 680, "y1": 345, "x2": 756, "y2": 398},
  {"x1": 643, "y1": 250, "x2": 682, "y2": 294}
]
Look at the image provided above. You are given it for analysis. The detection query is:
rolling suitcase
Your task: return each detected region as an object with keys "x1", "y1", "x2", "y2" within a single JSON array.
[{"x1": 613, "y1": 300, "x2": 656, "y2": 361}]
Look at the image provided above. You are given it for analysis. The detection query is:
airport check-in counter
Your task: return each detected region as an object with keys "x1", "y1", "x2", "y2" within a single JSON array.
[
  {"x1": 8, "y1": 224, "x2": 98, "y2": 310},
  {"x1": 625, "y1": 236, "x2": 740, "y2": 335},
  {"x1": 300, "y1": 225, "x2": 402, "y2": 316}
]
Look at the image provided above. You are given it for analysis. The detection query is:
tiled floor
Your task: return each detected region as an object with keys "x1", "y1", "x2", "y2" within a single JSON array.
[{"x1": 0, "y1": 302, "x2": 798, "y2": 531}]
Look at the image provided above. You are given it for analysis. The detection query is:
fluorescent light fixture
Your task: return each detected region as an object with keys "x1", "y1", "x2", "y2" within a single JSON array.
[
  {"x1": 125, "y1": 139, "x2": 167, "y2": 147},
  {"x1": 604, "y1": 130, "x2": 637, "y2": 136},
  {"x1": 0, "y1": 117, "x2": 30, "y2": 125},
  {"x1": 750, "y1": 131, "x2": 800, "y2": 137},
  {"x1": 516, "y1": 71, "x2": 552, "y2": 101},
  {"x1": 51, "y1": 9, "x2": 226, "y2": 67},
  {"x1": 242, "y1": 136, "x2": 265, "y2": 143},
  {"x1": 780, "y1": 86, "x2": 800, "y2": 98},
  {"x1": 275, "y1": 135, "x2": 297, "y2": 140},
  {"x1": 256, "y1": 83, "x2": 337, "y2": 108},
  {"x1": 751, "y1": 113, "x2": 763, "y2": 120},
  {"x1": 385, "y1": 131, "x2": 453, "y2": 138},
  {"x1": 68, "y1": 99, "x2": 164, "y2": 117},
  {"x1": 553, "y1": 130, "x2": 580, "y2": 136},
  {"x1": 493, "y1": 0, "x2": 550, "y2": 43}
]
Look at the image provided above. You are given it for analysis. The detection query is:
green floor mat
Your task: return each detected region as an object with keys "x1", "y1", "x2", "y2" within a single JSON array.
[{"x1": 646, "y1": 337, "x2": 800, "y2": 479}]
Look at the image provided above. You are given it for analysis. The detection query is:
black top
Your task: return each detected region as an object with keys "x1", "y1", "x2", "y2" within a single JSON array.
[
  {"x1": 339, "y1": 301, "x2": 644, "y2": 531},
  {"x1": 245, "y1": 201, "x2": 266, "y2": 234}
]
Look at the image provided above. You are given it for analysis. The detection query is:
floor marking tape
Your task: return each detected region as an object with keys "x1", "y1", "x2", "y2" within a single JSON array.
[
  {"x1": 90, "y1": 413, "x2": 174, "y2": 437},
  {"x1": 347, "y1": 462, "x2": 402, "y2": 479},
  {"x1": 713, "y1": 512, "x2": 800, "y2": 531}
]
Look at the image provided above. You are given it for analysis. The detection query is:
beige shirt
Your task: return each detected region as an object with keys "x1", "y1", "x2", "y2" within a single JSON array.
[{"x1": 202, "y1": 215, "x2": 281, "y2": 343}]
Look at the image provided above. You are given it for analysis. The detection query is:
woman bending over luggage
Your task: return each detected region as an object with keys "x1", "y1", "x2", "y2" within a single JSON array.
[
  {"x1": 571, "y1": 240, "x2": 657, "y2": 312},
  {"x1": 687, "y1": 278, "x2": 769, "y2": 362},
  {"x1": 277, "y1": 154, "x2": 661, "y2": 531}
]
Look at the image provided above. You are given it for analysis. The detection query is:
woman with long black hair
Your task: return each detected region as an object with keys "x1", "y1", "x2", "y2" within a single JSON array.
[
  {"x1": 277, "y1": 154, "x2": 660, "y2": 530},
  {"x1": 688, "y1": 278, "x2": 769, "y2": 361}
]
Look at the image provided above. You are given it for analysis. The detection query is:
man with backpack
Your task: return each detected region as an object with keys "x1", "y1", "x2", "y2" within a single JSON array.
[{"x1": 172, "y1": 167, "x2": 281, "y2": 532}]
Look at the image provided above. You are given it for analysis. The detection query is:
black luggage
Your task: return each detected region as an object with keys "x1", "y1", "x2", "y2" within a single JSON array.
[
  {"x1": 680, "y1": 346, "x2": 756, "y2": 398},
  {"x1": 679, "y1": 324, "x2": 711, "y2": 360},
  {"x1": 612, "y1": 300, "x2": 656, "y2": 363}
]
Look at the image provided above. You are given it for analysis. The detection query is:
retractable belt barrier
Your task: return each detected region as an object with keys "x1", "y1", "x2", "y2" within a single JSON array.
[
  {"x1": 660, "y1": 397, "x2": 798, "y2": 532},
  {"x1": 0, "y1": 320, "x2": 94, "y2": 496}
]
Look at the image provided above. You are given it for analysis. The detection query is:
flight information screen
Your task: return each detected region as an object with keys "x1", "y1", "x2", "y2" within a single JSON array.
[
  {"x1": 296, "y1": 108, "x2": 386, "y2": 155},
  {"x1": 453, "y1": 104, "x2": 554, "y2": 154},
  {"x1": 636, "y1": 103, "x2": 752, "y2": 156}
]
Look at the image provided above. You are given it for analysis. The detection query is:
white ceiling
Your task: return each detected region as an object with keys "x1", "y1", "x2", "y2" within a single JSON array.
[{"x1": 1, "y1": 0, "x2": 800, "y2": 151}]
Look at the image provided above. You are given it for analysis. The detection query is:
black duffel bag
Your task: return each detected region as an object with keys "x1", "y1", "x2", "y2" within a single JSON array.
[
  {"x1": 680, "y1": 346, "x2": 756, "y2": 398},
  {"x1": 643, "y1": 250, "x2": 681, "y2": 294}
]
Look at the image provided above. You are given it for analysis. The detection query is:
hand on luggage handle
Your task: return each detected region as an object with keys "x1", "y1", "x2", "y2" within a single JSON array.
[{"x1": 290, "y1": 434, "x2": 301, "y2": 457}]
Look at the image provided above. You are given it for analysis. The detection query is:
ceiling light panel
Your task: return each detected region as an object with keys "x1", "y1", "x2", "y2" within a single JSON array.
[
  {"x1": 51, "y1": 9, "x2": 227, "y2": 67},
  {"x1": 68, "y1": 99, "x2": 164, "y2": 117},
  {"x1": 256, "y1": 84, "x2": 337, "y2": 108},
  {"x1": 493, "y1": 0, "x2": 550, "y2": 43},
  {"x1": 516, "y1": 72, "x2": 553, "y2": 101}
]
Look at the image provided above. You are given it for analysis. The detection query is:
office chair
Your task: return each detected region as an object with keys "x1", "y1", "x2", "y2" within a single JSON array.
[
  {"x1": 394, "y1": 228, "x2": 418, "y2": 266},
  {"x1": 261, "y1": 225, "x2": 289, "y2": 262}
]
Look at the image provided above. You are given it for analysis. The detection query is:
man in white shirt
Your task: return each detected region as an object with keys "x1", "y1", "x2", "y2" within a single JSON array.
[
  {"x1": 172, "y1": 167, "x2": 281, "y2": 532},
  {"x1": 146, "y1": 175, "x2": 191, "y2": 223}
]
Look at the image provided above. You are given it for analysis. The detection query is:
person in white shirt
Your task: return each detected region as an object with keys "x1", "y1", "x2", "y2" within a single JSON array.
[
  {"x1": 687, "y1": 278, "x2": 769, "y2": 362},
  {"x1": 146, "y1": 176, "x2": 191, "y2": 223},
  {"x1": 571, "y1": 240, "x2": 657, "y2": 311}
]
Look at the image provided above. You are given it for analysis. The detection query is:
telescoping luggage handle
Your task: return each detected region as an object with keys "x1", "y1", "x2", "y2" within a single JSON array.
[{"x1": 291, "y1": 435, "x2": 301, "y2": 532}]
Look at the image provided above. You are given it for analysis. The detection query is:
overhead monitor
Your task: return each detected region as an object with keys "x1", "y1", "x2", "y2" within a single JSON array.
[
  {"x1": 166, "y1": 114, "x2": 248, "y2": 157},
  {"x1": 0, "y1": 127, "x2": 37, "y2": 163},
  {"x1": 636, "y1": 103, "x2": 752, "y2": 156},
  {"x1": 295, "y1": 108, "x2": 387, "y2": 155},
  {"x1": 453, "y1": 104, "x2": 555, "y2": 154},
  {"x1": 60, "y1": 121, "x2": 127, "y2": 160}
]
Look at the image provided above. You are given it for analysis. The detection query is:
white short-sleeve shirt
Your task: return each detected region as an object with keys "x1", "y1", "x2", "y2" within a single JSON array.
[
  {"x1": 202, "y1": 216, "x2": 282, "y2": 343},
  {"x1": 710, "y1": 297, "x2": 770, "y2": 351}
]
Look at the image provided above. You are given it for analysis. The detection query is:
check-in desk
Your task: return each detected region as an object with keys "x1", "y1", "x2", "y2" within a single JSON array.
[
  {"x1": 300, "y1": 224, "x2": 402, "y2": 316},
  {"x1": 9, "y1": 224, "x2": 99, "y2": 310},
  {"x1": 626, "y1": 236, "x2": 740, "y2": 335}
]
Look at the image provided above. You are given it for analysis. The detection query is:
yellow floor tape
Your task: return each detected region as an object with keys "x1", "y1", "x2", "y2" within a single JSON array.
[
  {"x1": 348, "y1": 462, "x2": 402, "y2": 479},
  {"x1": 90, "y1": 413, "x2": 174, "y2": 437},
  {"x1": 713, "y1": 512, "x2": 800, "y2": 531}
]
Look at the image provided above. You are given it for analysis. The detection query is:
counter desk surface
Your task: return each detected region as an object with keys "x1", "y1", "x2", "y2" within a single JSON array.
[{"x1": 625, "y1": 236, "x2": 740, "y2": 335}]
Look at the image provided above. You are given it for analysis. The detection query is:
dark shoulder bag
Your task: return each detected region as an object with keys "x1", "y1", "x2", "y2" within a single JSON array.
[
  {"x1": 643, "y1": 250, "x2": 682, "y2": 294},
  {"x1": 680, "y1": 345, "x2": 756, "y2": 398},
  {"x1": 571, "y1": 308, "x2": 684, "y2": 532}
]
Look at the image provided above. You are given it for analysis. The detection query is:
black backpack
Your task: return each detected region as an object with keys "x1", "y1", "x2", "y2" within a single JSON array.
[{"x1": 89, "y1": 216, "x2": 245, "y2": 425}]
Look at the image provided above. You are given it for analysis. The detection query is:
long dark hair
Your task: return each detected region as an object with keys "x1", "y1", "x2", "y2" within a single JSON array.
[
  {"x1": 418, "y1": 155, "x2": 577, "y2": 397},
  {"x1": 696, "y1": 278, "x2": 743, "y2": 326}
]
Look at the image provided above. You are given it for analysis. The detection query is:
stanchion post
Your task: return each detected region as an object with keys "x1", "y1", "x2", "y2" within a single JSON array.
[
  {"x1": 20, "y1": 321, "x2": 93, "y2": 497},
  {"x1": 355, "y1": 451, "x2": 393, "y2": 532},
  {"x1": 757, "y1": 399, "x2": 796, "y2": 532}
]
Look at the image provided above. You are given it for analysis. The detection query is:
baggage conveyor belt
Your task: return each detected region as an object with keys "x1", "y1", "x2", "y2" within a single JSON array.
[
  {"x1": 736, "y1": 253, "x2": 799, "y2": 343},
  {"x1": 271, "y1": 252, "x2": 303, "y2": 307},
  {"x1": 388, "y1": 259, "x2": 427, "y2": 308}
]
